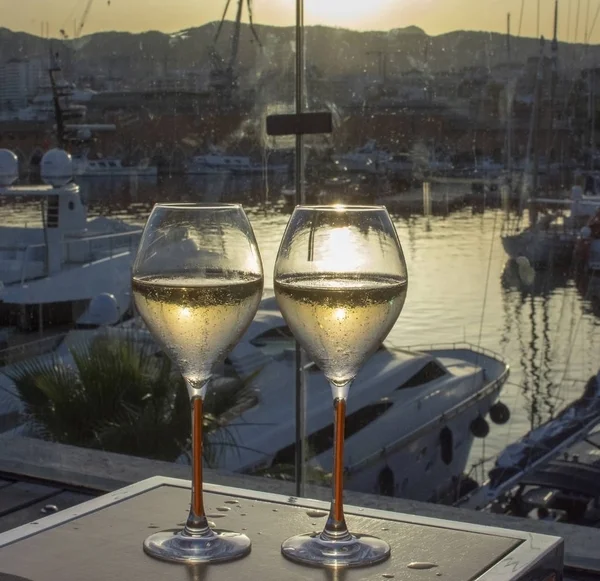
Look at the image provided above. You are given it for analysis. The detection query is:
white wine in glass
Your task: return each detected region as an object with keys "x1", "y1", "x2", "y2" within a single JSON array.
[
  {"x1": 132, "y1": 203, "x2": 263, "y2": 564},
  {"x1": 274, "y1": 205, "x2": 408, "y2": 568}
]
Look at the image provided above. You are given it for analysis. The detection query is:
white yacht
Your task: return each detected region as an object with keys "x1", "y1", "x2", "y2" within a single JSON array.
[
  {"x1": 332, "y1": 140, "x2": 392, "y2": 174},
  {"x1": 0, "y1": 292, "x2": 510, "y2": 502},
  {"x1": 186, "y1": 147, "x2": 288, "y2": 175},
  {"x1": 0, "y1": 149, "x2": 141, "y2": 330},
  {"x1": 502, "y1": 185, "x2": 600, "y2": 268},
  {"x1": 72, "y1": 155, "x2": 157, "y2": 178},
  {"x1": 212, "y1": 297, "x2": 510, "y2": 502}
]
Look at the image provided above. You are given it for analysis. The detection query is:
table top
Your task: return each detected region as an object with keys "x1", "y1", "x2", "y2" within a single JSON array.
[{"x1": 0, "y1": 477, "x2": 563, "y2": 581}]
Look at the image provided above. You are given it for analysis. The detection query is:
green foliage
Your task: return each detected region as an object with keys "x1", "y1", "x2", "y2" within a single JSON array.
[{"x1": 4, "y1": 332, "x2": 239, "y2": 464}]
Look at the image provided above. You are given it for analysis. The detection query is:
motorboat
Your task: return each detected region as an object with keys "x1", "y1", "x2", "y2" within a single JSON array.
[
  {"x1": 332, "y1": 140, "x2": 391, "y2": 174},
  {"x1": 72, "y1": 155, "x2": 157, "y2": 178},
  {"x1": 501, "y1": 216, "x2": 576, "y2": 268},
  {"x1": 574, "y1": 207, "x2": 600, "y2": 272},
  {"x1": 456, "y1": 371, "x2": 600, "y2": 524},
  {"x1": 211, "y1": 297, "x2": 510, "y2": 502},
  {"x1": 0, "y1": 149, "x2": 141, "y2": 330},
  {"x1": 186, "y1": 146, "x2": 288, "y2": 175},
  {"x1": 501, "y1": 186, "x2": 600, "y2": 268},
  {"x1": 0, "y1": 293, "x2": 510, "y2": 502}
]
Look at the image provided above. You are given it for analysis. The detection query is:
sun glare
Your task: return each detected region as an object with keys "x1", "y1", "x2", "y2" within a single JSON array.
[
  {"x1": 315, "y1": 226, "x2": 366, "y2": 271},
  {"x1": 334, "y1": 308, "x2": 347, "y2": 321},
  {"x1": 303, "y1": 0, "x2": 395, "y2": 26}
]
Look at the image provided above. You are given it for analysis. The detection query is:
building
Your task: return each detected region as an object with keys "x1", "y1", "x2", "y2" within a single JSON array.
[{"x1": 0, "y1": 58, "x2": 44, "y2": 112}]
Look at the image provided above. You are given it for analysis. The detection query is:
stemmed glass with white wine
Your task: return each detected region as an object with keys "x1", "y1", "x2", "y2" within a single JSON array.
[
  {"x1": 132, "y1": 203, "x2": 263, "y2": 564},
  {"x1": 274, "y1": 205, "x2": 408, "y2": 568}
]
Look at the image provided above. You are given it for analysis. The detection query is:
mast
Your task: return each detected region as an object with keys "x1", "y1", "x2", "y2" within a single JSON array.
[
  {"x1": 49, "y1": 51, "x2": 66, "y2": 150},
  {"x1": 546, "y1": 0, "x2": 559, "y2": 172},
  {"x1": 532, "y1": 36, "x2": 545, "y2": 198},
  {"x1": 506, "y1": 13, "x2": 513, "y2": 173},
  {"x1": 521, "y1": 36, "x2": 545, "y2": 219},
  {"x1": 507, "y1": 13, "x2": 511, "y2": 62}
]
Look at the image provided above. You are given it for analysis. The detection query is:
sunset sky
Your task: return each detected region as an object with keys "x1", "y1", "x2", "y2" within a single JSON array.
[{"x1": 2, "y1": 0, "x2": 600, "y2": 43}]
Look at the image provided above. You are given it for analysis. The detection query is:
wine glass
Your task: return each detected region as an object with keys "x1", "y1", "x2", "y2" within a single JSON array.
[
  {"x1": 274, "y1": 205, "x2": 408, "y2": 568},
  {"x1": 132, "y1": 203, "x2": 264, "y2": 564}
]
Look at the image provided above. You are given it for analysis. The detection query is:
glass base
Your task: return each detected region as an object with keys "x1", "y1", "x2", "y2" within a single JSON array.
[
  {"x1": 281, "y1": 532, "x2": 390, "y2": 568},
  {"x1": 143, "y1": 528, "x2": 251, "y2": 564}
]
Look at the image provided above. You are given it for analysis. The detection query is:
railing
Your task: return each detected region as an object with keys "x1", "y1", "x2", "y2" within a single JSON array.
[
  {"x1": 399, "y1": 341, "x2": 509, "y2": 365},
  {"x1": 0, "y1": 333, "x2": 67, "y2": 366},
  {"x1": 62, "y1": 229, "x2": 143, "y2": 264},
  {"x1": 10, "y1": 229, "x2": 143, "y2": 286}
]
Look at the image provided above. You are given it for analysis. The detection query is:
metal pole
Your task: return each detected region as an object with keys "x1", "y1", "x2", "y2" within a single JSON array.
[
  {"x1": 294, "y1": 0, "x2": 306, "y2": 498},
  {"x1": 592, "y1": 69, "x2": 596, "y2": 170}
]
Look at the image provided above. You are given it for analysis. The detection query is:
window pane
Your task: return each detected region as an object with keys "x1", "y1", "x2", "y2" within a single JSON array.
[
  {"x1": 304, "y1": 0, "x2": 600, "y2": 505},
  {"x1": 0, "y1": 2, "x2": 297, "y2": 494}
]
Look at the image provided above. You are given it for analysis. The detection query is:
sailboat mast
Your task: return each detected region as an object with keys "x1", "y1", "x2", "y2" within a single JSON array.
[
  {"x1": 532, "y1": 36, "x2": 545, "y2": 197},
  {"x1": 506, "y1": 13, "x2": 513, "y2": 172},
  {"x1": 547, "y1": 0, "x2": 559, "y2": 172}
]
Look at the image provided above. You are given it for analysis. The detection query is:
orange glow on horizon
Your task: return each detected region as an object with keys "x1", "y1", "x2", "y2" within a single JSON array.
[{"x1": 2, "y1": 0, "x2": 597, "y2": 43}]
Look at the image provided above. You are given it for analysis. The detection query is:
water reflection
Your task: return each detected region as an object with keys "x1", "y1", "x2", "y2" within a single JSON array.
[{"x1": 501, "y1": 262, "x2": 573, "y2": 429}]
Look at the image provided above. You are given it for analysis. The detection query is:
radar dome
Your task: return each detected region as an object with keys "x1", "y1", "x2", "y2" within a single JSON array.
[
  {"x1": 0, "y1": 149, "x2": 18, "y2": 187},
  {"x1": 76, "y1": 293, "x2": 120, "y2": 328},
  {"x1": 41, "y1": 148, "x2": 73, "y2": 187}
]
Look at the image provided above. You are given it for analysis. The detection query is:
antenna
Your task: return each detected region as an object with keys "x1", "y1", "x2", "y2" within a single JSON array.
[
  {"x1": 507, "y1": 13, "x2": 511, "y2": 61},
  {"x1": 552, "y1": 0, "x2": 559, "y2": 52},
  {"x1": 574, "y1": 0, "x2": 581, "y2": 42},
  {"x1": 518, "y1": 0, "x2": 525, "y2": 37},
  {"x1": 585, "y1": 0, "x2": 592, "y2": 44}
]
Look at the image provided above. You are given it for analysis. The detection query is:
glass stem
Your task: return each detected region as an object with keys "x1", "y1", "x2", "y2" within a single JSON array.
[
  {"x1": 184, "y1": 394, "x2": 212, "y2": 537},
  {"x1": 322, "y1": 396, "x2": 352, "y2": 542}
]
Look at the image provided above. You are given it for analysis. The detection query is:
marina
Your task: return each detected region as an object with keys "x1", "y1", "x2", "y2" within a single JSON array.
[
  {"x1": 1, "y1": 170, "x2": 598, "y2": 499},
  {"x1": 1, "y1": 0, "x2": 600, "y2": 574}
]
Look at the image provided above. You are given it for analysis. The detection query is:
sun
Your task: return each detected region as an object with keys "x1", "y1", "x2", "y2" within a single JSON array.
[{"x1": 303, "y1": 0, "x2": 395, "y2": 27}]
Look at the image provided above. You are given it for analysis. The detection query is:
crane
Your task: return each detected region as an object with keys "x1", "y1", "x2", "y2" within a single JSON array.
[
  {"x1": 75, "y1": 0, "x2": 95, "y2": 38},
  {"x1": 59, "y1": 0, "x2": 96, "y2": 40},
  {"x1": 210, "y1": 0, "x2": 261, "y2": 97}
]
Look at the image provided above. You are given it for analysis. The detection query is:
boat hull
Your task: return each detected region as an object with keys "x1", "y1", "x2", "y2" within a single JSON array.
[
  {"x1": 343, "y1": 378, "x2": 501, "y2": 502},
  {"x1": 76, "y1": 168, "x2": 158, "y2": 178},
  {"x1": 501, "y1": 231, "x2": 575, "y2": 267}
]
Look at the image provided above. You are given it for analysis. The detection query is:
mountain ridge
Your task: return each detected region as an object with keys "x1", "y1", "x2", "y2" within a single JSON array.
[{"x1": 0, "y1": 22, "x2": 597, "y2": 83}]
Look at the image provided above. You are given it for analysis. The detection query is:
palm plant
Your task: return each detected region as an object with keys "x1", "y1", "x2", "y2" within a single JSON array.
[{"x1": 3, "y1": 332, "x2": 240, "y2": 464}]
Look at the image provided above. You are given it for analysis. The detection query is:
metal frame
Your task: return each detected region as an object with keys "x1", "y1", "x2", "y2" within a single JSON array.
[{"x1": 0, "y1": 476, "x2": 563, "y2": 581}]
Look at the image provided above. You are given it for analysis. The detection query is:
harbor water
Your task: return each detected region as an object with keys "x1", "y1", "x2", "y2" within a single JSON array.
[{"x1": 2, "y1": 173, "x2": 599, "y2": 481}]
